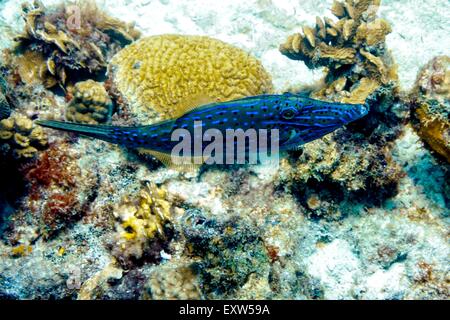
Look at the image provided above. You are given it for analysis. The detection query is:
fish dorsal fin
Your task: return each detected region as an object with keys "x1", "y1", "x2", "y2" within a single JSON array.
[
  {"x1": 137, "y1": 148, "x2": 206, "y2": 172},
  {"x1": 171, "y1": 93, "x2": 218, "y2": 118}
]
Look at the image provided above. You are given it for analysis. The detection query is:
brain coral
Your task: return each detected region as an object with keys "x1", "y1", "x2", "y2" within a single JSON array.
[{"x1": 108, "y1": 35, "x2": 274, "y2": 121}]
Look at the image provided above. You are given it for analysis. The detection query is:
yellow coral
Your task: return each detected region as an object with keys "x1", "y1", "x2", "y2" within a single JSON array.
[
  {"x1": 15, "y1": 51, "x2": 57, "y2": 88},
  {"x1": 280, "y1": 0, "x2": 397, "y2": 103},
  {"x1": 412, "y1": 56, "x2": 450, "y2": 163},
  {"x1": 66, "y1": 80, "x2": 113, "y2": 124},
  {"x1": 109, "y1": 34, "x2": 274, "y2": 120},
  {"x1": 10, "y1": 244, "x2": 33, "y2": 257},
  {"x1": 0, "y1": 114, "x2": 48, "y2": 159},
  {"x1": 110, "y1": 182, "x2": 173, "y2": 267}
]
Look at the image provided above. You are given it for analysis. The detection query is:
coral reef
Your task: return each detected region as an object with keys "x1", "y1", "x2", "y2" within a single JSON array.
[
  {"x1": 410, "y1": 56, "x2": 449, "y2": 163},
  {"x1": 19, "y1": 142, "x2": 99, "y2": 239},
  {"x1": 280, "y1": 0, "x2": 398, "y2": 104},
  {"x1": 0, "y1": 114, "x2": 47, "y2": 159},
  {"x1": 276, "y1": 0, "x2": 407, "y2": 213},
  {"x1": 10, "y1": 0, "x2": 141, "y2": 88},
  {"x1": 143, "y1": 263, "x2": 203, "y2": 300},
  {"x1": 108, "y1": 182, "x2": 174, "y2": 269},
  {"x1": 0, "y1": 0, "x2": 448, "y2": 302},
  {"x1": 0, "y1": 75, "x2": 11, "y2": 119},
  {"x1": 66, "y1": 80, "x2": 113, "y2": 124},
  {"x1": 77, "y1": 262, "x2": 123, "y2": 300},
  {"x1": 281, "y1": 132, "x2": 402, "y2": 192},
  {"x1": 108, "y1": 34, "x2": 274, "y2": 122},
  {"x1": 182, "y1": 211, "x2": 269, "y2": 298}
]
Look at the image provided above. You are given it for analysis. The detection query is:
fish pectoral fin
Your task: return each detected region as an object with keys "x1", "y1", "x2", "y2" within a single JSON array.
[
  {"x1": 137, "y1": 148, "x2": 204, "y2": 172},
  {"x1": 282, "y1": 130, "x2": 305, "y2": 150},
  {"x1": 170, "y1": 93, "x2": 219, "y2": 119}
]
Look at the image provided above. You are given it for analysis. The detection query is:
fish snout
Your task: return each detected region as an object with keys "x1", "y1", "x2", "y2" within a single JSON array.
[{"x1": 358, "y1": 103, "x2": 369, "y2": 117}]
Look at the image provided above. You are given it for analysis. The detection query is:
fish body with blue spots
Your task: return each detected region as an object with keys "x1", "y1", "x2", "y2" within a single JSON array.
[{"x1": 36, "y1": 93, "x2": 368, "y2": 165}]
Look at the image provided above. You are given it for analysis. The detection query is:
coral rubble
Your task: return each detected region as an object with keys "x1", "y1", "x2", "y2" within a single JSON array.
[
  {"x1": 108, "y1": 34, "x2": 274, "y2": 122},
  {"x1": 410, "y1": 56, "x2": 450, "y2": 163},
  {"x1": 280, "y1": 0, "x2": 398, "y2": 104},
  {"x1": 143, "y1": 263, "x2": 203, "y2": 300},
  {"x1": 182, "y1": 211, "x2": 269, "y2": 298},
  {"x1": 66, "y1": 80, "x2": 113, "y2": 124},
  {"x1": 0, "y1": 114, "x2": 47, "y2": 159},
  {"x1": 10, "y1": 0, "x2": 141, "y2": 89},
  {"x1": 109, "y1": 182, "x2": 174, "y2": 269}
]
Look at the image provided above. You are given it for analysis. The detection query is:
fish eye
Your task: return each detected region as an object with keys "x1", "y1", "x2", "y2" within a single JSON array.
[{"x1": 281, "y1": 107, "x2": 297, "y2": 120}]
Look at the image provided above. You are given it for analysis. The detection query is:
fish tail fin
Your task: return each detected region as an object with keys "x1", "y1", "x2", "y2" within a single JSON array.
[{"x1": 35, "y1": 120, "x2": 129, "y2": 144}]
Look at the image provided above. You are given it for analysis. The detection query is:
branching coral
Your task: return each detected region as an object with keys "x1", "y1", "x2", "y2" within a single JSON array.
[
  {"x1": 109, "y1": 182, "x2": 174, "y2": 268},
  {"x1": 108, "y1": 34, "x2": 274, "y2": 122},
  {"x1": 280, "y1": 0, "x2": 398, "y2": 104},
  {"x1": 66, "y1": 80, "x2": 113, "y2": 124},
  {"x1": 410, "y1": 56, "x2": 450, "y2": 163},
  {"x1": 11, "y1": 0, "x2": 141, "y2": 88},
  {"x1": 277, "y1": 0, "x2": 405, "y2": 211},
  {"x1": 0, "y1": 114, "x2": 47, "y2": 159},
  {"x1": 143, "y1": 264, "x2": 203, "y2": 300}
]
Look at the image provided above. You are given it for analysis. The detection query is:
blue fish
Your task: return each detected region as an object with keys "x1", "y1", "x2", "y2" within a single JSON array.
[{"x1": 36, "y1": 93, "x2": 368, "y2": 167}]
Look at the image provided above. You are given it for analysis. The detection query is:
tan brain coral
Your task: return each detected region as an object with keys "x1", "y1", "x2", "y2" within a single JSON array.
[{"x1": 108, "y1": 35, "x2": 274, "y2": 120}]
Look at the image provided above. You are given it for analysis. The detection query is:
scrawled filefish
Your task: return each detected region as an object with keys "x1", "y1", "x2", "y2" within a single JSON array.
[{"x1": 36, "y1": 93, "x2": 368, "y2": 167}]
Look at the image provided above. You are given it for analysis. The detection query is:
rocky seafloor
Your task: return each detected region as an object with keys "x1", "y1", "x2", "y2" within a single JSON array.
[{"x1": 0, "y1": 0, "x2": 448, "y2": 300}]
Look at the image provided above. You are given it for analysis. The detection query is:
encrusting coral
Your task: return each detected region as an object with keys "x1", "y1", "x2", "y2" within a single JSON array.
[
  {"x1": 109, "y1": 182, "x2": 174, "y2": 268},
  {"x1": 0, "y1": 114, "x2": 47, "y2": 159},
  {"x1": 143, "y1": 264, "x2": 203, "y2": 300},
  {"x1": 410, "y1": 56, "x2": 450, "y2": 163},
  {"x1": 280, "y1": 0, "x2": 398, "y2": 104},
  {"x1": 10, "y1": 0, "x2": 141, "y2": 89},
  {"x1": 108, "y1": 34, "x2": 274, "y2": 122},
  {"x1": 15, "y1": 142, "x2": 99, "y2": 239},
  {"x1": 66, "y1": 80, "x2": 113, "y2": 124},
  {"x1": 182, "y1": 210, "x2": 269, "y2": 298}
]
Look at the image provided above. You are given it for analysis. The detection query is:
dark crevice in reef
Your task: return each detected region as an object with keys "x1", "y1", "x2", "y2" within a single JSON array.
[
  {"x1": 0, "y1": 162, "x2": 29, "y2": 238},
  {"x1": 291, "y1": 176, "x2": 399, "y2": 221}
]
